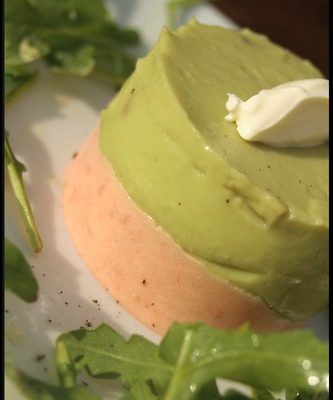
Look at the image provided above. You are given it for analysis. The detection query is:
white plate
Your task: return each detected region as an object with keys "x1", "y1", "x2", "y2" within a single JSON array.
[{"x1": 4, "y1": 1, "x2": 328, "y2": 399}]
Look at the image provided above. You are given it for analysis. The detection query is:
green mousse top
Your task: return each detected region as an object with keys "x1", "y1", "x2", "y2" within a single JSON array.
[{"x1": 100, "y1": 20, "x2": 328, "y2": 320}]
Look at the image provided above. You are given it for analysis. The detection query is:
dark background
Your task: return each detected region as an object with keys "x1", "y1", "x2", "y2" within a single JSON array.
[{"x1": 211, "y1": 0, "x2": 329, "y2": 77}]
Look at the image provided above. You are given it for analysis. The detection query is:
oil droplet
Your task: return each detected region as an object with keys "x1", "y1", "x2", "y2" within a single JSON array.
[
  {"x1": 210, "y1": 344, "x2": 222, "y2": 354},
  {"x1": 189, "y1": 383, "x2": 197, "y2": 393},
  {"x1": 308, "y1": 375, "x2": 320, "y2": 386},
  {"x1": 190, "y1": 349, "x2": 201, "y2": 362},
  {"x1": 302, "y1": 359, "x2": 311, "y2": 370}
]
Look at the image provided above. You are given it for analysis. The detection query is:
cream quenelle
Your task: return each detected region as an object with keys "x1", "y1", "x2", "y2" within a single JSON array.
[
  {"x1": 225, "y1": 78, "x2": 329, "y2": 147},
  {"x1": 63, "y1": 21, "x2": 328, "y2": 333}
]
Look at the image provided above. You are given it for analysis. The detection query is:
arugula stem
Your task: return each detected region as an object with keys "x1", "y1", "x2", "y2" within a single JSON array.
[
  {"x1": 55, "y1": 341, "x2": 77, "y2": 389},
  {"x1": 164, "y1": 329, "x2": 194, "y2": 400},
  {"x1": 5, "y1": 131, "x2": 43, "y2": 253}
]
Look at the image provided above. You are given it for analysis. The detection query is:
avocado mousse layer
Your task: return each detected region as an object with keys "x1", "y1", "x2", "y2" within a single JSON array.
[{"x1": 100, "y1": 21, "x2": 328, "y2": 321}]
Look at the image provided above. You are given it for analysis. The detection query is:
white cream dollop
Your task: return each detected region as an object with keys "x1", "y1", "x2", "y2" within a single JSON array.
[{"x1": 225, "y1": 78, "x2": 329, "y2": 147}]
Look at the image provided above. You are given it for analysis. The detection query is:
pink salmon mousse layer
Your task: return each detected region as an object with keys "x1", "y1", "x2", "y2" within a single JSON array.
[{"x1": 62, "y1": 125, "x2": 301, "y2": 335}]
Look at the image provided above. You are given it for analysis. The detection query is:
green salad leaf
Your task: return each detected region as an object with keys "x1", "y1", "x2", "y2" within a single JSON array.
[
  {"x1": 193, "y1": 381, "x2": 228, "y2": 399},
  {"x1": 5, "y1": 321, "x2": 328, "y2": 399},
  {"x1": 5, "y1": 0, "x2": 140, "y2": 98},
  {"x1": 5, "y1": 131, "x2": 43, "y2": 253},
  {"x1": 5, "y1": 64, "x2": 36, "y2": 102},
  {"x1": 4, "y1": 238, "x2": 38, "y2": 302},
  {"x1": 224, "y1": 389, "x2": 255, "y2": 400},
  {"x1": 286, "y1": 388, "x2": 329, "y2": 400},
  {"x1": 160, "y1": 323, "x2": 328, "y2": 399},
  {"x1": 56, "y1": 323, "x2": 171, "y2": 398},
  {"x1": 56, "y1": 322, "x2": 328, "y2": 400},
  {"x1": 5, "y1": 359, "x2": 100, "y2": 400}
]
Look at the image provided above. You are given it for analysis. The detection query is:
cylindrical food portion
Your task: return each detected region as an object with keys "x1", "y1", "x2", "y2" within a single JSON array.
[
  {"x1": 63, "y1": 127, "x2": 301, "y2": 334},
  {"x1": 62, "y1": 21, "x2": 328, "y2": 334}
]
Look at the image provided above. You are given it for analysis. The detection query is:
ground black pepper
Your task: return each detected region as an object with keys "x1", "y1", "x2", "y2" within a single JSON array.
[{"x1": 35, "y1": 353, "x2": 46, "y2": 362}]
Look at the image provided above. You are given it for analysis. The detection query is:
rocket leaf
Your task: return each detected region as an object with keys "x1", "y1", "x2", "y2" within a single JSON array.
[
  {"x1": 285, "y1": 388, "x2": 329, "y2": 400},
  {"x1": 5, "y1": 238, "x2": 38, "y2": 303},
  {"x1": 56, "y1": 322, "x2": 328, "y2": 400},
  {"x1": 5, "y1": 64, "x2": 36, "y2": 102},
  {"x1": 4, "y1": 238, "x2": 38, "y2": 303},
  {"x1": 56, "y1": 323, "x2": 171, "y2": 398},
  {"x1": 4, "y1": 0, "x2": 140, "y2": 97},
  {"x1": 5, "y1": 359, "x2": 100, "y2": 400},
  {"x1": 5, "y1": 131, "x2": 43, "y2": 253},
  {"x1": 160, "y1": 323, "x2": 328, "y2": 399}
]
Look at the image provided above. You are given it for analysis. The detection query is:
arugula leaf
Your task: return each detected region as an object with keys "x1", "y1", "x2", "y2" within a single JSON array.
[
  {"x1": 56, "y1": 323, "x2": 172, "y2": 398},
  {"x1": 160, "y1": 323, "x2": 328, "y2": 399},
  {"x1": 252, "y1": 388, "x2": 276, "y2": 400},
  {"x1": 5, "y1": 0, "x2": 140, "y2": 97},
  {"x1": 167, "y1": 0, "x2": 206, "y2": 29},
  {"x1": 193, "y1": 381, "x2": 227, "y2": 399},
  {"x1": 5, "y1": 359, "x2": 100, "y2": 400},
  {"x1": 121, "y1": 384, "x2": 249, "y2": 400},
  {"x1": 224, "y1": 389, "x2": 253, "y2": 400},
  {"x1": 4, "y1": 238, "x2": 38, "y2": 302},
  {"x1": 56, "y1": 323, "x2": 328, "y2": 400},
  {"x1": 5, "y1": 131, "x2": 43, "y2": 253},
  {"x1": 286, "y1": 388, "x2": 329, "y2": 400},
  {"x1": 5, "y1": 64, "x2": 36, "y2": 102}
]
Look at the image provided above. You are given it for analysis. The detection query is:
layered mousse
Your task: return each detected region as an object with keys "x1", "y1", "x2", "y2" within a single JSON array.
[{"x1": 63, "y1": 21, "x2": 328, "y2": 334}]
